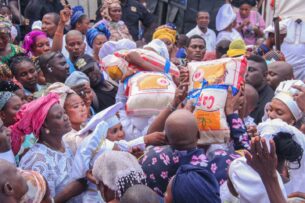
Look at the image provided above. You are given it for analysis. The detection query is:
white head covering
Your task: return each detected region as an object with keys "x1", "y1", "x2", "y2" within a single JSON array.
[
  {"x1": 43, "y1": 82, "x2": 75, "y2": 107},
  {"x1": 274, "y1": 80, "x2": 305, "y2": 121},
  {"x1": 79, "y1": 102, "x2": 124, "y2": 135},
  {"x1": 92, "y1": 151, "x2": 145, "y2": 198},
  {"x1": 258, "y1": 118, "x2": 305, "y2": 194},
  {"x1": 99, "y1": 39, "x2": 136, "y2": 59},
  {"x1": 31, "y1": 20, "x2": 42, "y2": 30},
  {"x1": 65, "y1": 71, "x2": 90, "y2": 88},
  {"x1": 106, "y1": 115, "x2": 120, "y2": 128},
  {"x1": 264, "y1": 23, "x2": 287, "y2": 36},
  {"x1": 72, "y1": 102, "x2": 124, "y2": 180},
  {"x1": 229, "y1": 157, "x2": 287, "y2": 203},
  {"x1": 143, "y1": 39, "x2": 170, "y2": 60},
  {"x1": 10, "y1": 26, "x2": 17, "y2": 42},
  {"x1": 216, "y1": 4, "x2": 236, "y2": 31}
]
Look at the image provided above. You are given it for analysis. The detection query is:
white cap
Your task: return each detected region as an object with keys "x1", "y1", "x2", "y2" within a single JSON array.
[
  {"x1": 31, "y1": 20, "x2": 42, "y2": 30},
  {"x1": 216, "y1": 4, "x2": 236, "y2": 31},
  {"x1": 274, "y1": 80, "x2": 305, "y2": 121}
]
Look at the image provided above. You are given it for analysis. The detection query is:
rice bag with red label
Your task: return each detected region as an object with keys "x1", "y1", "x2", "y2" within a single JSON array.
[{"x1": 188, "y1": 57, "x2": 248, "y2": 144}]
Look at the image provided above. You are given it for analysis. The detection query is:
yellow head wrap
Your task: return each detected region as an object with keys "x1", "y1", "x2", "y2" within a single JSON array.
[
  {"x1": 153, "y1": 26, "x2": 176, "y2": 44},
  {"x1": 227, "y1": 39, "x2": 246, "y2": 57}
]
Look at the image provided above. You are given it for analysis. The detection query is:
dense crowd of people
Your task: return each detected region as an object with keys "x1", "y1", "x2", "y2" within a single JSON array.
[{"x1": 0, "y1": 0, "x2": 305, "y2": 202}]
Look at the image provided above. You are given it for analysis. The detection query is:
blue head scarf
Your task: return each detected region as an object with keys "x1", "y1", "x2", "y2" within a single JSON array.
[
  {"x1": 86, "y1": 23, "x2": 111, "y2": 48},
  {"x1": 71, "y1": 6, "x2": 86, "y2": 28},
  {"x1": 172, "y1": 164, "x2": 221, "y2": 203}
]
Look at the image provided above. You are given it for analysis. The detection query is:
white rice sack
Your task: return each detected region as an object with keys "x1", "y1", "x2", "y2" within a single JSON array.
[{"x1": 125, "y1": 71, "x2": 176, "y2": 116}]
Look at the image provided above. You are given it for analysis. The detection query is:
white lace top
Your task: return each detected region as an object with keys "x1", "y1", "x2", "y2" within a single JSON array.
[{"x1": 19, "y1": 143, "x2": 80, "y2": 202}]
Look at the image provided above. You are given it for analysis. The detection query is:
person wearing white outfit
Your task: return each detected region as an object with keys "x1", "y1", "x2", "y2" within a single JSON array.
[
  {"x1": 186, "y1": 11, "x2": 216, "y2": 51},
  {"x1": 216, "y1": 4, "x2": 242, "y2": 44}
]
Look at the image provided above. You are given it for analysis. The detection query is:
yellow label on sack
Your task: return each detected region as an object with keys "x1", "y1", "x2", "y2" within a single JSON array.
[
  {"x1": 137, "y1": 75, "x2": 169, "y2": 90},
  {"x1": 194, "y1": 110, "x2": 220, "y2": 130},
  {"x1": 192, "y1": 63, "x2": 226, "y2": 89},
  {"x1": 107, "y1": 66, "x2": 123, "y2": 81}
]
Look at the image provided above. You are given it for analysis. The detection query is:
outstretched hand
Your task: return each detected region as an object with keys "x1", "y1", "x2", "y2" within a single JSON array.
[
  {"x1": 225, "y1": 84, "x2": 244, "y2": 116},
  {"x1": 245, "y1": 136, "x2": 278, "y2": 179},
  {"x1": 60, "y1": 6, "x2": 72, "y2": 24}
]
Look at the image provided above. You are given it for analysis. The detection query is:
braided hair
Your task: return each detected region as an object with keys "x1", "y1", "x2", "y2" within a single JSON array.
[
  {"x1": 273, "y1": 132, "x2": 303, "y2": 169},
  {"x1": 0, "y1": 80, "x2": 20, "y2": 92},
  {"x1": 8, "y1": 54, "x2": 35, "y2": 76}
]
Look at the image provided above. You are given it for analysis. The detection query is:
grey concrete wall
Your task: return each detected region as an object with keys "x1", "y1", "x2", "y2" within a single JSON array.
[{"x1": 68, "y1": 0, "x2": 98, "y2": 20}]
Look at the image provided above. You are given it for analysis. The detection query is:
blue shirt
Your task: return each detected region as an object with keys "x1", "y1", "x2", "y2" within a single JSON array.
[{"x1": 66, "y1": 58, "x2": 76, "y2": 74}]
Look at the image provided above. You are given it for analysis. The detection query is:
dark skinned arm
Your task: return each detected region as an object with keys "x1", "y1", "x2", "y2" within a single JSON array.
[
  {"x1": 54, "y1": 179, "x2": 86, "y2": 203},
  {"x1": 51, "y1": 6, "x2": 71, "y2": 52},
  {"x1": 8, "y1": 0, "x2": 26, "y2": 25},
  {"x1": 124, "y1": 51, "x2": 159, "y2": 72},
  {"x1": 147, "y1": 68, "x2": 189, "y2": 134}
]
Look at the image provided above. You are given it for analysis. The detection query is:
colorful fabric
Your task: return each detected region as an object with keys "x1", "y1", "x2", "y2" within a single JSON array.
[
  {"x1": 236, "y1": 10, "x2": 266, "y2": 45},
  {"x1": 0, "y1": 63, "x2": 13, "y2": 80},
  {"x1": 43, "y1": 82, "x2": 75, "y2": 107},
  {"x1": 99, "y1": 19, "x2": 132, "y2": 41},
  {"x1": 20, "y1": 170, "x2": 47, "y2": 203},
  {"x1": 153, "y1": 26, "x2": 176, "y2": 44},
  {"x1": 0, "y1": 16, "x2": 12, "y2": 34},
  {"x1": 86, "y1": 23, "x2": 111, "y2": 48},
  {"x1": 0, "y1": 91, "x2": 15, "y2": 110},
  {"x1": 227, "y1": 113, "x2": 250, "y2": 150},
  {"x1": 100, "y1": 0, "x2": 121, "y2": 21},
  {"x1": 172, "y1": 164, "x2": 221, "y2": 203},
  {"x1": 263, "y1": 50, "x2": 286, "y2": 62},
  {"x1": 1, "y1": 44, "x2": 24, "y2": 64},
  {"x1": 71, "y1": 6, "x2": 85, "y2": 27},
  {"x1": 10, "y1": 93, "x2": 60, "y2": 155},
  {"x1": 206, "y1": 148, "x2": 241, "y2": 186},
  {"x1": 140, "y1": 146, "x2": 208, "y2": 196},
  {"x1": 22, "y1": 30, "x2": 48, "y2": 56}
]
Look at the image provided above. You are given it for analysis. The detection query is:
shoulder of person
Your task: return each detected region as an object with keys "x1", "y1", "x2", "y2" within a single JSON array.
[
  {"x1": 208, "y1": 28, "x2": 217, "y2": 36},
  {"x1": 186, "y1": 27, "x2": 199, "y2": 37}
]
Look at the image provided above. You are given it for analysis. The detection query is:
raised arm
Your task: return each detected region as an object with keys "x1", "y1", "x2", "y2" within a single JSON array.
[{"x1": 51, "y1": 6, "x2": 71, "y2": 52}]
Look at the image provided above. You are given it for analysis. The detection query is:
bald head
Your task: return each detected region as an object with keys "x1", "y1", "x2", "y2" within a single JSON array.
[
  {"x1": 120, "y1": 185, "x2": 159, "y2": 203},
  {"x1": 267, "y1": 62, "x2": 294, "y2": 90},
  {"x1": 0, "y1": 160, "x2": 17, "y2": 182},
  {"x1": 165, "y1": 110, "x2": 199, "y2": 150},
  {"x1": 244, "y1": 84, "x2": 259, "y2": 116},
  {"x1": 0, "y1": 160, "x2": 28, "y2": 202},
  {"x1": 66, "y1": 30, "x2": 84, "y2": 43}
]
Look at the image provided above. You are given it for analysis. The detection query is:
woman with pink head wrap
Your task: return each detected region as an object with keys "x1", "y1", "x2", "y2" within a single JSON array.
[
  {"x1": 10, "y1": 93, "x2": 60, "y2": 155},
  {"x1": 15, "y1": 93, "x2": 84, "y2": 201},
  {"x1": 22, "y1": 30, "x2": 50, "y2": 57}
]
